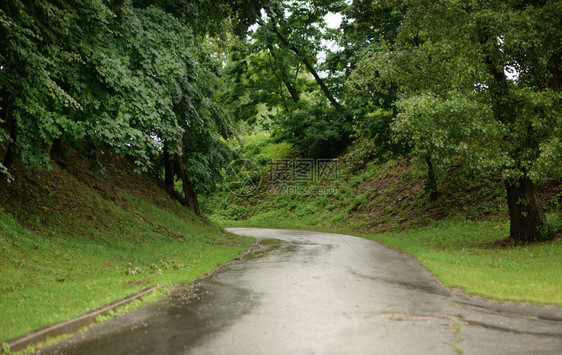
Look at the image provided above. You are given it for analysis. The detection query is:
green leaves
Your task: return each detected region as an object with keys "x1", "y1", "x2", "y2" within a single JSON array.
[
  {"x1": 359, "y1": 0, "x2": 562, "y2": 184},
  {"x1": 394, "y1": 91, "x2": 496, "y2": 174},
  {"x1": 0, "y1": 0, "x2": 245, "y2": 201},
  {"x1": 0, "y1": 0, "x2": 114, "y2": 168}
]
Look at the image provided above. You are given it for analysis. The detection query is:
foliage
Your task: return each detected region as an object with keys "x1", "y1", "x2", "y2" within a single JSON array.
[
  {"x1": 393, "y1": 92, "x2": 494, "y2": 178},
  {"x1": 330, "y1": 0, "x2": 404, "y2": 158},
  {"x1": 351, "y1": 0, "x2": 562, "y2": 240},
  {"x1": 82, "y1": 4, "x2": 198, "y2": 169},
  {"x1": 358, "y1": 0, "x2": 562, "y2": 184},
  {"x1": 0, "y1": 0, "x2": 113, "y2": 168},
  {"x1": 0, "y1": 0, "x2": 248, "y2": 204},
  {"x1": 271, "y1": 104, "x2": 352, "y2": 158},
  {"x1": 221, "y1": 0, "x2": 353, "y2": 158}
]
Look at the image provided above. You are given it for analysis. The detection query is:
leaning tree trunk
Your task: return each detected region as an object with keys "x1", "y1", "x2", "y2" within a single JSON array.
[
  {"x1": 506, "y1": 177, "x2": 546, "y2": 242},
  {"x1": 180, "y1": 173, "x2": 200, "y2": 216},
  {"x1": 1, "y1": 90, "x2": 16, "y2": 173},
  {"x1": 266, "y1": 44, "x2": 300, "y2": 104},
  {"x1": 269, "y1": 20, "x2": 353, "y2": 123},
  {"x1": 176, "y1": 143, "x2": 200, "y2": 216},
  {"x1": 163, "y1": 144, "x2": 175, "y2": 188},
  {"x1": 425, "y1": 155, "x2": 438, "y2": 200}
]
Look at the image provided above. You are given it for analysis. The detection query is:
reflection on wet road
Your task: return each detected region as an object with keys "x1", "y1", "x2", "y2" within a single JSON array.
[{"x1": 41, "y1": 228, "x2": 562, "y2": 355}]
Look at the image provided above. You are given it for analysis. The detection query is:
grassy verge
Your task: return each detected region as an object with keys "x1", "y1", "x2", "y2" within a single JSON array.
[
  {"x1": 0, "y1": 208, "x2": 252, "y2": 342},
  {"x1": 362, "y1": 219, "x2": 562, "y2": 307}
]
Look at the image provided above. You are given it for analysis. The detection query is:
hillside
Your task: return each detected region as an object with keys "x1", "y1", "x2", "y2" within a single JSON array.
[
  {"x1": 0, "y1": 152, "x2": 252, "y2": 342},
  {"x1": 205, "y1": 136, "x2": 561, "y2": 234}
]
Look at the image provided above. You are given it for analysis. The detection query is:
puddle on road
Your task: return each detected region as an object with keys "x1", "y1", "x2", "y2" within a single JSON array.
[
  {"x1": 242, "y1": 238, "x2": 334, "y2": 262},
  {"x1": 43, "y1": 238, "x2": 331, "y2": 355},
  {"x1": 41, "y1": 264, "x2": 260, "y2": 355},
  {"x1": 241, "y1": 238, "x2": 283, "y2": 261}
]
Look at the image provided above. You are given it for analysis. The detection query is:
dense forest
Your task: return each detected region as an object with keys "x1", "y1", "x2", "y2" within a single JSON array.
[{"x1": 1, "y1": 0, "x2": 561, "y2": 242}]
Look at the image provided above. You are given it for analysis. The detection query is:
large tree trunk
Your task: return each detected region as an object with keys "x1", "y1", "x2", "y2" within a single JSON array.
[
  {"x1": 163, "y1": 144, "x2": 175, "y2": 188},
  {"x1": 479, "y1": 28, "x2": 547, "y2": 242},
  {"x1": 506, "y1": 177, "x2": 546, "y2": 242},
  {"x1": 176, "y1": 143, "x2": 200, "y2": 215}
]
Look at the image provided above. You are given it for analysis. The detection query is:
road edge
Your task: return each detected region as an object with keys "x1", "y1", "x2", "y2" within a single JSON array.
[
  {"x1": 3, "y1": 286, "x2": 158, "y2": 353},
  {"x1": 3, "y1": 237, "x2": 259, "y2": 354}
]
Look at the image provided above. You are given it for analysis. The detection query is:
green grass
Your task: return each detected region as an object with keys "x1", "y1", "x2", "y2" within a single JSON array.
[
  {"x1": 0, "y1": 199, "x2": 252, "y2": 342},
  {"x1": 205, "y1": 147, "x2": 510, "y2": 234},
  {"x1": 0, "y1": 154, "x2": 256, "y2": 342},
  {"x1": 360, "y1": 219, "x2": 562, "y2": 306},
  {"x1": 237, "y1": 132, "x2": 295, "y2": 161}
]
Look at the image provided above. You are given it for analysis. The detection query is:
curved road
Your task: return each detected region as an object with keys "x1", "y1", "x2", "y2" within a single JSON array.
[{"x1": 42, "y1": 228, "x2": 562, "y2": 354}]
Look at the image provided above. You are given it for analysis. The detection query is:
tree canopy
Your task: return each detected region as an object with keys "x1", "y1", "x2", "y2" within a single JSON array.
[{"x1": 1, "y1": 0, "x2": 560, "y2": 240}]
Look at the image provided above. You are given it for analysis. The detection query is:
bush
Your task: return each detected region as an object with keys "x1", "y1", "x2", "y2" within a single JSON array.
[
  {"x1": 539, "y1": 214, "x2": 562, "y2": 241},
  {"x1": 272, "y1": 107, "x2": 353, "y2": 158}
]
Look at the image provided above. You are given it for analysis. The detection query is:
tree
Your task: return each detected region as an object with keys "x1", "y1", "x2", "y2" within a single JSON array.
[
  {"x1": 0, "y1": 0, "x2": 241, "y2": 215},
  {"x1": 361, "y1": 0, "x2": 562, "y2": 241},
  {"x1": 98, "y1": 3, "x2": 235, "y2": 213},
  {"x1": 259, "y1": 0, "x2": 350, "y2": 120},
  {"x1": 335, "y1": 0, "x2": 405, "y2": 161},
  {"x1": 0, "y1": 0, "x2": 114, "y2": 176},
  {"x1": 222, "y1": 0, "x2": 354, "y2": 157}
]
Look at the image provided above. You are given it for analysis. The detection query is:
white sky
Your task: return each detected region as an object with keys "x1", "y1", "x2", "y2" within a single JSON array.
[
  {"x1": 318, "y1": 12, "x2": 344, "y2": 76},
  {"x1": 325, "y1": 12, "x2": 342, "y2": 29}
]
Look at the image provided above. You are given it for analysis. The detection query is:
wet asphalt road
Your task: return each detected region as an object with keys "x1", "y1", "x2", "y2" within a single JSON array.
[{"x1": 41, "y1": 228, "x2": 562, "y2": 355}]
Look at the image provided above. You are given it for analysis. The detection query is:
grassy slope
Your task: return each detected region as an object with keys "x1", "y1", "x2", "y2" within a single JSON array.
[
  {"x1": 204, "y1": 134, "x2": 562, "y2": 306},
  {"x1": 0, "y1": 153, "x2": 253, "y2": 342},
  {"x1": 364, "y1": 221, "x2": 562, "y2": 306}
]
